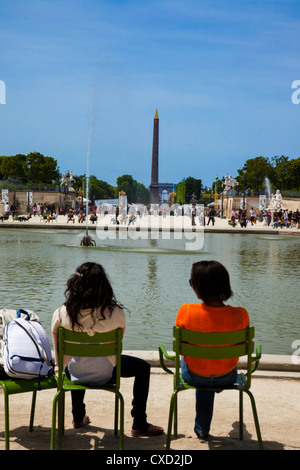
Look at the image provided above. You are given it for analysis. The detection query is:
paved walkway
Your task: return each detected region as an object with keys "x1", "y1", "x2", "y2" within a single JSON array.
[
  {"x1": 1, "y1": 354, "x2": 299, "y2": 451},
  {"x1": 0, "y1": 212, "x2": 299, "y2": 235}
]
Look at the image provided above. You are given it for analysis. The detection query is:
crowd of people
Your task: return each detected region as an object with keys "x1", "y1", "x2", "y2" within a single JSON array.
[
  {"x1": 66, "y1": 207, "x2": 98, "y2": 224},
  {"x1": 228, "y1": 207, "x2": 300, "y2": 229},
  {"x1": 228, "y1": 208, "x2": 252, "y2": 228},
  {"x1": 1, "y1": 200, "x2": 300, "y2": 230},
  {"x1": 271, "y1": 209, "x2": 300, "y2": 229},
  {"x1": 0, "y1": 202, "x2": 99, "y2": 225}
]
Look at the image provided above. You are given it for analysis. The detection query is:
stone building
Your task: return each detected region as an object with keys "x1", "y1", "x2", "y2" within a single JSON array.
[{"x1": 0, "y1": 188, "x2": 77, "y2": 214}]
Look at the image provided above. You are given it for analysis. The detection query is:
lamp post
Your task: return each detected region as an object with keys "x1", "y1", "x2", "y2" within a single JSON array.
[
  {"x1": 27, "y1": 160, "x2": 31, "y2": 213},
  {"x1": 221, "y1": 176, "x2": 225, "y2": 218},
  {"x1": 243, "y1": 164, "x2": 247, "y2": 212}
]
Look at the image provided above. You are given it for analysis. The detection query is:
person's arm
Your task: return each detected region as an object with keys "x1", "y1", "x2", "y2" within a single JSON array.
[{"x1": 51, "y1": 308, "x2": 62, "y2": 365}]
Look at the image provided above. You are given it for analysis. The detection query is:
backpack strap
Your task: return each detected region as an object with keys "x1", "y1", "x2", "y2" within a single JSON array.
[
  {"x1": 29, "y1": 321, "x2": 54, "y2": 367},
  {"x1": 16, "y1": 309, "x2": 31, "y2": 321}
]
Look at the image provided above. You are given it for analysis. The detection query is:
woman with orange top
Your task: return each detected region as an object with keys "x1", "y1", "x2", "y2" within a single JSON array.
[{"x1": 176, "y1": 260, "x2": 249, "y2": 439}]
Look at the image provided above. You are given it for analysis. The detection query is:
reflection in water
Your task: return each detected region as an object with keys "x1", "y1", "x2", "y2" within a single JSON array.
[{"x1": 0, "y1": 229, "x2": 299, "y2": 355}]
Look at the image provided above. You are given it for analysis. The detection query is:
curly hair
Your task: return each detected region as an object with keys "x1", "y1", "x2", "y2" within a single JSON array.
[{"x1": 64, "y1": 262, "x2": 119, "y2": 330}]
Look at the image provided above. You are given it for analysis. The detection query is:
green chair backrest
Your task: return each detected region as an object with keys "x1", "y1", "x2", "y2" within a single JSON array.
[
  {"x1": 57, "y1": 327, "x2": 123, "y2": 388},
  {"x1": 173, "y1": 326, "x2": 255, "y2": 388}
]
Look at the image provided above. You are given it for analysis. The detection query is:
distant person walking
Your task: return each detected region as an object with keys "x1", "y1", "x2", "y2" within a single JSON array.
[
  {"x1": 250, "y1": 208, "x2": 256, "y2": 225},
  {"x1": 191, "y1": 205, "x2": 196, "y2": 226},
  {"x1": 207, "y1": 208, "x2": 215, "y2": 226}
]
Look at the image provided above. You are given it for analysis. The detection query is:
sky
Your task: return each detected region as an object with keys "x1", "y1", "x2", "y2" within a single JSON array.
[{"x1": 1, "y1": 0, "x2": 300, "y2": 188}]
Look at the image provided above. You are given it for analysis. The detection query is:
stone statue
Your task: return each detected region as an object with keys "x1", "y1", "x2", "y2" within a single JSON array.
[
  {"x1": 80, "y1": 234, "x2": 96, "y2": 246},
  {"x1": 268, "y1": 190, "x2": 285, "y2": 211},
  {"x1": 224, "y1": 174, "x2": 238, "y2": 192},
  {"x1": 60, "y1": 171, "x2": 75, "y2": 188}
]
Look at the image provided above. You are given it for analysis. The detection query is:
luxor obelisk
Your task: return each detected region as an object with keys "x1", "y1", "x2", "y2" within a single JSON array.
[{"x1": 150, "y1": 109, "x2": 159, "y2": 204}]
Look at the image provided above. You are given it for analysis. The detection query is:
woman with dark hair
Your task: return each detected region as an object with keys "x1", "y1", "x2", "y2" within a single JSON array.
[
  {"x1": 176, "y1": 260, "x2": 249, "y2": 440},
  {"x1": 52, "y1": 262, "x2": 163, "y2": 436}
]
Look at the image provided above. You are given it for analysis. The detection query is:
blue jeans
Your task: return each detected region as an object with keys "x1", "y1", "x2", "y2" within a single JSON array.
[{"x1": 181, "y1": 357, "x2": 237, "y2": 435}]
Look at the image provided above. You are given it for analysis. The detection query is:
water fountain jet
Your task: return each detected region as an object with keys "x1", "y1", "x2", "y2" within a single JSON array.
[{"x1": 80, "y1": 84, "x2": 96, "y2": 247}]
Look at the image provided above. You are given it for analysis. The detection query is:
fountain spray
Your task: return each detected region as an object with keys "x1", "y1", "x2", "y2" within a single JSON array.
[{"x1": 80, "y1": 86, "x2": 96, "y2": 247}]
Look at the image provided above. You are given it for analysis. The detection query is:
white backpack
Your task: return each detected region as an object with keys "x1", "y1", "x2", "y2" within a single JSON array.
[
  {"x1": 2, "y1": 310, "x2": 54, "y2": 386},
  {"x1": 0, "y1": 308, "x2": 40, "y2": 369}
]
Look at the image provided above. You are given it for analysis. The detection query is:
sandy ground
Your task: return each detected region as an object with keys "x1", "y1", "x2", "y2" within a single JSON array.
[{"x1": 1, "y1": 368, "x2": 300, "y2": 452}]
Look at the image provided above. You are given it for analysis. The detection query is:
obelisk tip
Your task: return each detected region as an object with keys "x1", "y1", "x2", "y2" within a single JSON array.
[{"x1": 154, "y1": 109, "x2": 159, "y2": 119}]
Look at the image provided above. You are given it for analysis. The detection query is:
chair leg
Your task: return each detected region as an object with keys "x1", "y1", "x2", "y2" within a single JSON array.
[
  {"x1": 118, "y1": 392, "x2": 124, "y2": 450},
  {"x1": 244, "y1": 390, "x2": 264, "y2": 450},
  {"x1": 57, "y1": 392, "x2": 65, "y2": 448},
  {"x1": 50, "y1": 393, "x2": 57, "y2": 450},
  {"x1": 239, "y1": 390, "x2": 244, "y2": 441},
  {"x1": 174, "y1": 392, "x2": 178, "y2": 436},
  {"x1": 58, "y1": 392, "x2": 65, "y2": 438},
  {"x1": 114, "y1": 393, "x2": 119, "y2": 436},
  {"x1": 166, "y1": 390, "x2": 178, "y2": 450},
  {"x1": 51, "y1": 390, "x2": 63, "y2": 450},
  {"x1": 3, "y1": 388, "x2": 10, "y2": 450},
  {"x1": 29, "y1": 391, "x2": 37, "y2": 432}
]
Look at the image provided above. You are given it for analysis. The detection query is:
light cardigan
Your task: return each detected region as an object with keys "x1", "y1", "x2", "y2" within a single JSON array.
[
  {"x1": 51, "y1": 304, "x2": 126, "y2": 385},
  {"x1": 176, "y1": 303, "x2": 250, "y2": 376}
]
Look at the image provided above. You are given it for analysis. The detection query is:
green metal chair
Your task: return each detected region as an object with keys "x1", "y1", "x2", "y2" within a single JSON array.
[
  {"x1": 50, "y1": 327, "x2": 124, "y2": 450},
  {"x1": 0, "y1": 374, "x2": 57, "y2": 450},
  {"x1": 159, "y1": 326, "x2": 263, "y2": 450}
]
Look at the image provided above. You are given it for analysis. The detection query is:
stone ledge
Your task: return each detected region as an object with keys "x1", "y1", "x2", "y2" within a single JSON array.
[{"x1": 123, "y1": 351, "x2": 300, "y2": 373}]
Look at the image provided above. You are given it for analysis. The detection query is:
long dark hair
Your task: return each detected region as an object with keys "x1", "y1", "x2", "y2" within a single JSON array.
[
  {"x1": 190, "y1": 260, "x2": 233, "y2": 304},
  {"x1": 64, "y1": 262, "x2": 119, "y2": 330}
]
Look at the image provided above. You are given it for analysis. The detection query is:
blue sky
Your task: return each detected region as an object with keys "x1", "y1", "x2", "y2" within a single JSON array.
[{"x1": 1, "y1": 0, "x2": 300, "y2": 188}]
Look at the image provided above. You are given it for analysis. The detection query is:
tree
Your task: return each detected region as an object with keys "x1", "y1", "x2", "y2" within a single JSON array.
[
  {"x1": 236, "y1": 156, "x2": 272, "y2": 193},
  {"x1": 184, "y1": 177, "x2": 202, "y2": 203},
  {"x1": 26, "y1": 152, "x2": 60, "y2": 184},
  {"x1": 0, "y1": 152, "x2": 60, "y2": 184},
  {"x1": 116, "y1": 174, "x2": 149, "y2": 204},
  {"x1": 271, "y1": 155, "x2": 290, "y2": 191},
  {"x1": 0, "y1": 154, "x2": 27, "y2": 181},
  {"x1": 116, "y1": 175, "x2": 136, "y2": 203},
  {"x1": 175, "y1": 181, "x2": 185, "y2": 204},
  {"x1": 88, "y1": 175, "x2": 116, "y2": 202},
  {"x1": 136, "y1": 182, "x2": 150, "y2": 205},
  {"x1": 287, "y1": 158, "x2": 300, "y2": 191}
]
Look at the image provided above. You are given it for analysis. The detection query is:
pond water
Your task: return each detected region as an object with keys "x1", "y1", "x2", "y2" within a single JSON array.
[{"x1": 0, "y1": 228, "x2": 299, "y2": 356}]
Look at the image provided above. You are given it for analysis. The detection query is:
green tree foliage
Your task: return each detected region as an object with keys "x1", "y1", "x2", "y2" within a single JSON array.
[
  {"x1": 136, "y1": 182, "x2": 150, "y2": 205},
  {"x1": 236, "y1": 156, "x2": 271, "y2": 193},
  {"x1": 236, "y1": 155, "x2": 299, "y2": 193},
  {"x1": 271, "y1": 156, "x2": 290, "y2": 191},
  {"x1": 0, "y1": 152, "x2": 60, "y2": 184},
  {"x1": 287, "y1": 158, "x2": 300, "y2": 191},
  {"x1": 175, "y1": 181, "x2": 185, "y2": 204},
  {"x1": 116, "y1": 174, "x2": 149, "y2": 204},
  {"x1": 88, "y1": 175, "x2": 116, "y2": 201},
  {"x1": 0, "y1": 154, "x2": 27, "y2": 181},
  {"x1": 184, "y1": 177, "x2": 202, "y2": 203},
  {"x1": 27, "y1": 152, "x2": 60, "y2": 184}
]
